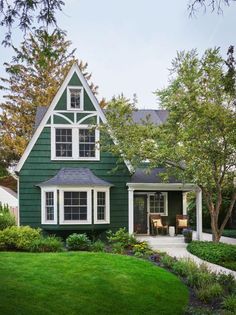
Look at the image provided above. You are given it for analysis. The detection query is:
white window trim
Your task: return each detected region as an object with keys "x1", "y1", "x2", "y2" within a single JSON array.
[
  {"x1": 41, "y1": 188, "x2": 58, "y2": 225},
  {"x1": 94, "y1": 188, "x2": 110, "y2": 224},
  {"x1": 67, "y1": 86, "x2": 84, "y2": 111},
  {"x1": 51, "y1": 125, "x2": 100, "y2": 161},
  {"x1": 148, "y1": 192, "x2": 168, "y2": 216},
  {"x1": 59, "y1": 188, "x2": 92, "y2": 225}
]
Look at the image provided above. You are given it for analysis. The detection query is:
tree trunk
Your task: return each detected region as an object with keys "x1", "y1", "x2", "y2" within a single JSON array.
[{"x1": 210, "y1": 211, "x2": 221, "y2": 243}]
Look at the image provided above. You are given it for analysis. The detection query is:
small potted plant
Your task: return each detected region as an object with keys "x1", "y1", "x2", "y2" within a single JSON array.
[{"x1": 182, "y1": 228, "x2": 193, "y2": 243}]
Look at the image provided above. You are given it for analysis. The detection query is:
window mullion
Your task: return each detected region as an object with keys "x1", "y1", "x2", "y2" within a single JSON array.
[{"x1": 73, "y1": 128, "x2": 79, "y2": 159}]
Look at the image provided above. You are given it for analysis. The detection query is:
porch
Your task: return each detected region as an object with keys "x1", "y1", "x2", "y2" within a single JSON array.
[{"x1": 127, "y1": 181, "x2": 203, "y2": 240}]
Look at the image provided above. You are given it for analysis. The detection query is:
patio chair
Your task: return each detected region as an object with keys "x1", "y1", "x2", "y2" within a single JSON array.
[
  {"x1": 149, "y1": 214, "x2": 168, "y2": 235},
  {"x1": 176, "y1": 214, "x2": 189, "y2": 235}
]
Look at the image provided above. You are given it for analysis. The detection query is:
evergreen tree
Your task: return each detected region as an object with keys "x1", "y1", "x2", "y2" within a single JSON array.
[{"x1": 0, "y1": 28, "x2": 97, "y2": 166}]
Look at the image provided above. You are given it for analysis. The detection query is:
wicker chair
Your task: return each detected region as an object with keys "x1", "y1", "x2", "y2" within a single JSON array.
[
  {"x1": 176, "y1": 214, "x2": 189, "y2": 235},
  {"x1": 150, "y1": 214, "x2": 168, "y2": 235}
]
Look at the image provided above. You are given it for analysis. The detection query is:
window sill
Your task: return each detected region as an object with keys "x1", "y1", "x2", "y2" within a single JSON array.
[
  {"x1": 59, "y1": 220, "x2": 92, "y2": 225},
  {"x1": 51, "y1": 157, "x2": 100, "y2": 161}
]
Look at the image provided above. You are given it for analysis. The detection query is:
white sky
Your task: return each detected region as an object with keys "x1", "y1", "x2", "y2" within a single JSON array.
[{"x1": 0, "y1": 0, "x2": 236, "y2": 108}]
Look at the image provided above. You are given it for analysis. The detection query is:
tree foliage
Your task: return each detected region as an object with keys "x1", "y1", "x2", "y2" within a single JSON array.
[
  {"x1": 105, "y1": 48, "x2": 236, "y2": 242},
  {"x1": 0, "y1": 0, "x2": 64, "y2": 45},
  {"x1": 0, "y1": 28, "x2": 97, "y2": 167},
  {"x1": 188, "y1": 0, "x2": 236, "y2": 15}
]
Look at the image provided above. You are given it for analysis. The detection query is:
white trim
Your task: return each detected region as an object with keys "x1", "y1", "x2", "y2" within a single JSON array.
[
  {"x1": 17, "y1": 175, "x2": 20, "y2": 227},
  {"x1": 67, "y1": 86, "x2": 84, "y2": 111},
  {"x1": 127, "y1": 183, "x2": 197, "y2": 191},
  {"x1": 59, "y1": 188, "x2": 92, "y2": 225},
  {"x1": 182, "y1": 192, "x2": 188, "y2": 215},
  {"x1": 77, "y1": 113, "x2": 97, "y2": 125},
  {"x1": 51, "y1": 125, "x2": 100, "y2": 161},
  {"x1": 94, "y1": 188, "x2": 110, "y2": 224},
  {"x1": 41, "y1": 188, "x2": 58, "y2": 225},
  {"x1": 15, "y1": 63, "x2": 107, "y2": 173},
  {"x1": 196, "y1": 187, "x2": 203, "y2": 241},
  {"x1": 128, "y1": 188, "x2": 134, "y2": 233}
]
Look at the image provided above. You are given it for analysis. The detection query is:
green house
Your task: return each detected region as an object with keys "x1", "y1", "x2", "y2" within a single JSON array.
[{"x1": 15, "y1": 63, "x2": 203, "y2": 239}]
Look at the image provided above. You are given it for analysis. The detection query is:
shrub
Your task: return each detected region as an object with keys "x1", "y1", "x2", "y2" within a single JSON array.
[
  {"x1": 91, "y1": 240, "x2": 105, "y2": 252},
  {"x1": 196, "y1": 283, "x2": 223, "y2": 303},
  {"x1": 133, "y1": 241, "x2": 153, "y2": 258},
  {"x1": 111, "y1": 242, "x2": 125, "y2": 254},
  {"x1": 222, "y1": 295, "x2": 236, "y2": 313},
  {"x1": 217, "y1": 273, "x2": 236, "y2": 294},
  {"x1": 187, "y1": 241, "x2": 236, "y2": 264},
  {"x1": 106, "y1": 228, "x2": 137, "y2": 249},
  {"x1": 66, "y1": 233, "x2": 91, "y2": 251},
  {"x1": 0, "y1": 226, "x2": 41, "y2": 251},
  {"x1": 172, "y1": 258, "x2": 199, "y2": 278},
  {"x1": 0, "y1": 211, "x2": 16, "y2": 230},
  {"x1": 29, "y1": 236, "x2": 63, "y2": 252},
  {"x1": 186, "y1": 271, "x2": 215, "y2": 289},
  {"x1": 160, "y1": 254, "x2": 176, "y2": 269}
]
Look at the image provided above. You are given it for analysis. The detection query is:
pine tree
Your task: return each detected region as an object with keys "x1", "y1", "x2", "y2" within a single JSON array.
[{"x1": 0, "y1": 28, "x2": 97, "y2": 167}]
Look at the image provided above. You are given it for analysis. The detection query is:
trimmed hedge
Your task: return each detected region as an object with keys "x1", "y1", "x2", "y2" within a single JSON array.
[{"x1": 187, "y1": 241, "x2": 236, "y2": 267}]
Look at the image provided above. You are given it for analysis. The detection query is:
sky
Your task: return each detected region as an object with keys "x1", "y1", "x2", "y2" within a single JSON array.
[{"x1": 0, "y1": 0, "x2": 236, "y2": 108}]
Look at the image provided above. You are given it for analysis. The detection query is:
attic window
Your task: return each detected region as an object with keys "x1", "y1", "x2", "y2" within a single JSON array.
[{"x1": 67, "y1": 86, "x2": 84, "y2": 110}]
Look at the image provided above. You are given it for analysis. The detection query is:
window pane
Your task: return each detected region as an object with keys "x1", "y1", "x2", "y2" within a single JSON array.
[
  {"x1": 79, "y1": 129, "x2": 96, "y2": 157},
  {"x1": 97, "y1": 192, "x2": 106, "y2": 221},
  {"x1": 55, "y1": 129, "x2": 72, "y2": 157},
  {"x1": 45, "y1": 192, "x2": 54, "y2": 221},
  {"x1": 64, "y1": 191, "x2": 87, "y2": 221},
  {"x1": 70, "y1": 88, "x2": 81, "y2": 109},
  {"x1": 149, "y1": 193, "x2": 165, "y2": 213}
]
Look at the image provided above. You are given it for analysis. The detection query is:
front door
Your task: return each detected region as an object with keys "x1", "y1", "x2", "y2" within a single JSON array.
[{"x1": 134, "y1": 195, "x2": 147, "y2": 234}]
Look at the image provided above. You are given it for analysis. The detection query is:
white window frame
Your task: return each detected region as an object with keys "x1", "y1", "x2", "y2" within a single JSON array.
[
  {"x1": 148, "y1": 192, "x2": 168, "y2": 216},
  {"x1": 51, "y1": 125, "x2": 100, "y2": 161},
  {"x1": 41, "y1": 188, "x2": 57, "y2": 224},
  {"x1": 59, "y1": 187, "x2": 92, "y2": 225},
  {"x1": 94, "y1": 187, "x2": 110, "y2": 224},
  {"x1": 67, "y1": 86, "x2": 84, "y2": 111}
]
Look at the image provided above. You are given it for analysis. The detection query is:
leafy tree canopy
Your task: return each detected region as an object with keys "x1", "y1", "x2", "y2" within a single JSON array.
[
  {"x1": 0, "y1": 0, "x2": 64, "y2": 45},
  {"x1": 104, "y1": 48, "x2": 236, "y2": 242},
  {"x1": 188, "y1": 0, "x2": 236, "y2": 15}
]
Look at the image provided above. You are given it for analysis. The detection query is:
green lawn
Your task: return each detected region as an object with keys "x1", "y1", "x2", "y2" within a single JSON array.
[{"x1": 0, "y1": 252, "x2": 188, "y2": 315}]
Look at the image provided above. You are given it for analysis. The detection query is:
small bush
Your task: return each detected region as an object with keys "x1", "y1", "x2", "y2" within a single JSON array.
[
  {"x1": 186, "y1": 271, "x2": 215, "y2": 289},
  {"x1": 111, "y1": 242, "x2": 125, "y2": 254},
  {"x1": 217, "y1": 273, "x2": 236, "y2": 294},
  {"x1": 29, "y1": 236, "x2": 63, "y2": 252},
  {"x1": 196, "y1": 283, "x2": 223, "y2": 303},
  {"x1": 0, "y1": 211, "x2": 16, "y2": 230},
  {"x1": 106, "y1": 228, "x2": 137, "y2": 249},
  {"x1": 0, "y1": 226, "x2": 41, "y2": 251},
  {"x1": 160, "y1": 254, "x2": 176, "y2": 269},
  {"x1": 91, "y1": 240, "x2": 105, "y2": 252},
  {"x1": 172, "y1": 258, "x2": 199, "y2": 278},
  {"x1": 187, "y1": 241, "x2": 236, "y2": 265},
  {"x1": 222, "y1": 295, "x2": 236, "y2": 313},
  {"x1": 66, "y1": 233, "x2": 91, "y2": 251},
  {"x1": 133, "y1": 241, "x2": 153, "y2": 258}
]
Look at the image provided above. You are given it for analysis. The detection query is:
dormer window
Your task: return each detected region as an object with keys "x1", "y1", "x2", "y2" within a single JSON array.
[{"x1": 67, "y1": 86, "x2": 84, "y2": 110}]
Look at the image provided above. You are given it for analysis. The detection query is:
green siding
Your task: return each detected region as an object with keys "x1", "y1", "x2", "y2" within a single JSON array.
[{"x1": 19, "y1": 127, "x2": 131, "y2": 234}]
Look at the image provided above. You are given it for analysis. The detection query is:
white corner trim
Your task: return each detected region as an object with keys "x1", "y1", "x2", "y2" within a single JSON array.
[
  {"x1": 67, "y1": 86, "x2": 84, "y2": 111},
  {"x1": 15, "y1": 63, "x2": 107, "y2": 173},
  {"x1": 93, "y1": 187, "x2": 110, "y2": 224},
  {"x1": 41, "y1": 188, "x2": 58, "y2": 225}
]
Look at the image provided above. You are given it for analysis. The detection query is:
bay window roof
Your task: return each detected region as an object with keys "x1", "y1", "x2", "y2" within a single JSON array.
[{"x1": 37, "y1": 168, "x2": 113, "y2": 187}]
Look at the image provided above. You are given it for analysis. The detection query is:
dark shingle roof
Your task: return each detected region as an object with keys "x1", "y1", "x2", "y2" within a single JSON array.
[
  {"x1": 131, "y1": 168, "x2": 181, "y2": 183},
  {"x1": 37, "y1": 168, "x2": 113, "y2": 187},
  {"x1": 34, "y1": 107, "x2": 169, "y2": 128}
]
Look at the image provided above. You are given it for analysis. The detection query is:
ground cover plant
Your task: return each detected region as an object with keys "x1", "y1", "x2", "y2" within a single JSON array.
[
  {"x1": 187, "y1": 241, "x2": 236, "y2": 271},
  {"x1": 0, "y1": 252, "x2": 188, "y2": 315}
]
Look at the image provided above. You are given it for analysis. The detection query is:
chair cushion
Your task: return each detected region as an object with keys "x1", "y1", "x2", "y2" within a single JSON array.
[
  {"x1": 152, "y1": 219, "x2": 163, "y2": 227},
  {"x1": 178, "y1": 219, "x2": 188, "y2": 227}
]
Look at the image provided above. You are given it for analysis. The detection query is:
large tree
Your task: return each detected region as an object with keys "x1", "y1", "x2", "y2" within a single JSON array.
[
  {"x1": 0, "y1": 0, "x2": 65, "y2": 45},
  {"x1": 0, "y1": 28, "x2": 97, "y2": 167},
  {"x1": 104, "y1": 48, "x2": 236, "y2": 242}
]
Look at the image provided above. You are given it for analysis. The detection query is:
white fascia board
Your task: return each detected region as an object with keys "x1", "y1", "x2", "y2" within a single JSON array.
[{"x1": 126, "y1": 182, "x2": 197, "y2": 191}]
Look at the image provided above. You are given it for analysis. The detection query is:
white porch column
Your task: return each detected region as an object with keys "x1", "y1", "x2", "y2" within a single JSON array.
[
  {"x1": 128, "y1": 188, "x2": 134, "y2": 234},
  {"x1": 196, "y1": 187, "x2": 203, "y2": 240},
  {"x1": 182, "y1": 192, "x2": 187, "y2": 215}
]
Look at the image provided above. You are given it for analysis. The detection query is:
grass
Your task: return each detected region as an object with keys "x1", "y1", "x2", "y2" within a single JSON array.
[
  {"x1": 203, "y1": 229, "x2": 236, "y2": 239},
  {"x1": 187, "y1": 241, "x2": 236, "y2": 271},
  {"x1": 0, "y1": 252, "x2": 189, "y2": 315}
]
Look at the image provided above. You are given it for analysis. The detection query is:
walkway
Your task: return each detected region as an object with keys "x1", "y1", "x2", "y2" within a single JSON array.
[{"x1": 137, "y1": 232, "x2": 236, "y2": 277}]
